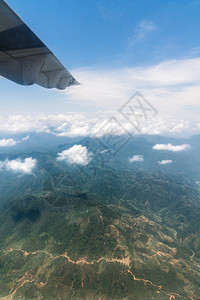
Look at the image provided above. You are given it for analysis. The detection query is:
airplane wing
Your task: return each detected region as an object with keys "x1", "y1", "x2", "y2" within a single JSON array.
[{"x1": 0, "y1": 0, "x2": 79, "y2": 90}]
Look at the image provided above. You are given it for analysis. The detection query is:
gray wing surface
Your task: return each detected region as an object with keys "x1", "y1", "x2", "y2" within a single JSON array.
[{"x1": 0, "y1": 0, "x2": 79, "y2": 90}]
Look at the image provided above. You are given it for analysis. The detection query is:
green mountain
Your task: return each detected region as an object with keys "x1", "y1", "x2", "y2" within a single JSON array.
[
  {"x1": 0, "y1": 135, "x2": 200, "y2": 299},
  {"x1": 0, "y1": 165, "x2": 200, "y2": 299}
]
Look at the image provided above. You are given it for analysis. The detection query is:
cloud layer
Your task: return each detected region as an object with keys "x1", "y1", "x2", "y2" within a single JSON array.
[
  {"x1": 57, "y1": 145, "x2": 92, "y2": 165},
  {"x1": 153, "y1": 143, "x2": 191, "y2": 152},
  {"x1": 65, "y1": 57, "x2": 200, "y2": 120},
  {"x1": 3, "y1": 54, "x2": 200, "y2": 139},
  {"x1": 1, "y1": 57, "x2": 200, "y2": 139},
  {"x1": 0, "y1": 113, "x2": 199, "y2": 138}
]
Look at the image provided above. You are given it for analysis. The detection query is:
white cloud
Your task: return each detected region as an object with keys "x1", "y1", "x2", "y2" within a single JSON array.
[
  {"x1": 129, "y1": 155, "x2": 144, "y2": 162},
  {"x1": 57, "y1": 145, "x2": 92, "y2": 165},
  {"x1": 64, "y1": 57, "x2": 200, "y2": 121},
  {"x1": 153, "y1": 143, "x2": 191, "y2": 152},
  {"x1": 0, "y1": 161, "x2": 4, "y2": 170},
  {"x1": 127, "y1": 20, "x2": 156, "y2": 48},
  {"x1": 0, "y1": 112, "x2": 199, "y2": 138},
  {"x1": 1, "y1": 57, "x2": 200, "y2": 137},
  {"x1": 158, "y1": 160, "x2": 172, "y2": 165},
  {"x1": 0, "y1": 135, "x2": 30, "y2": 147},
  {"x1": 0, "y1": 113, "x2": 199, "y2": 138},
  {"x1": 22, "y1": 134, "x2": 30, "y2": 141},
  {"x1": 101, "y1": 149, "x2": 109, "y2": 154},
  {"x1": 135, "y1": 20, "x2": 156, "y2": 40},
  {"x1": 0, "y1": 157, "x2": 37, "y2": 174},
  {"x1": 0, "y1": 138, "x2": 17, "y2": 147}
]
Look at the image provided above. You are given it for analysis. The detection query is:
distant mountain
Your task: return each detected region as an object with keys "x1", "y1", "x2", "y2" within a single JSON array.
[
  {"x1": 0, "y1": 132, "x2": 83, "y2": 154},
  {"x1": 1, "y1": 132, "x2": 200, "y2": 179}
]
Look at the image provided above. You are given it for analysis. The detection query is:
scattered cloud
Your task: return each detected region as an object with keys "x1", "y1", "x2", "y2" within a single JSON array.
[
  {"x1": 101, "y1": 149, "x2": 109, "y2": 154},
  {"x1": 22, "y1": 135, "x2": 30, "y2": 141},
  {"x1": 153, "y1": 143, "x2": 191, "y2": 152},
  {"x1": 0, "y1": 161, "x2": 4, "y2": 170},
  {"x1": 127, "y1": 20, "x2": 156, "y2": 48},
  {"x1": 0, "y1": 135, "x2": 30, "y2": 147},
  {"x1": 57, "y1": 145, "x2": 92, "y2": 165},
  {"x1": 135, "y1": 20, "x2": 156, "y2": 40},
  {"x1": 129, "y1": 155, "x2": 144, "y2": 162},
  {"x1": 0, "y1": 157, "x2": 37, "y2": 174},
  {"x1": 0, "y1": 138, "x2": 17, "y2": 147},
  {"x1": 158, "y1": 160, "x2": 172, "y2": 165}
]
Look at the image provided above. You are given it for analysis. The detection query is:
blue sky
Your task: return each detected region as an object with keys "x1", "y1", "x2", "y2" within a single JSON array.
[
  {"x1": 1, "y1": 0, "x2": 200, "y2": 136},
  {"x1": 6, "y1": 0, "x2": 200, "y2": 68}
]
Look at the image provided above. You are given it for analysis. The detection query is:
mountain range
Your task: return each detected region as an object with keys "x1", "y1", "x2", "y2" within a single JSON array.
[{"x1": 0, "y1": 133, "x2": 200, "y2": 299}]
